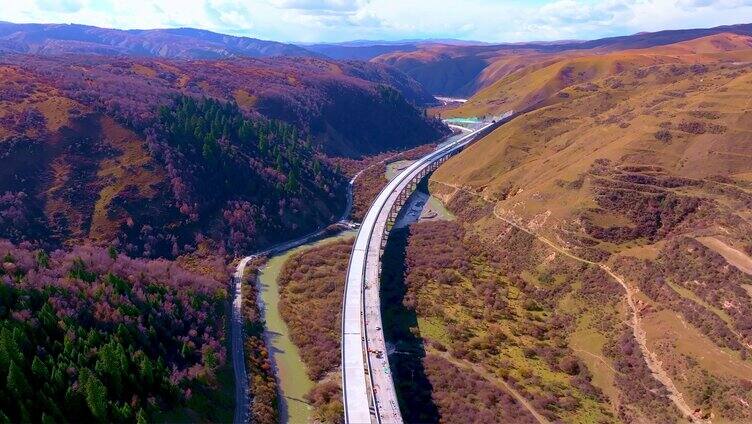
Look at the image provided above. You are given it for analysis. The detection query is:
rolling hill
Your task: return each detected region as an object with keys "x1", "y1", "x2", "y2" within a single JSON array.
[
  {"x1": 451, "y1": 33, "x2": 752, "y2": 118},
  {"x1": 303, "y1": 42, "x2": 420, "y2": 60},
  {"x1": 427, "y1": 35, "x2": 752, "y2": 421},
  {"x1": 0, "y1": 22, "x2": 316, "y2": 59},
  {"x1": 0, "y1": 53, "x2": 447, "y2": 257},
  {"x1": 372, "y1": 23, "x2": 752, "y2": 97}
]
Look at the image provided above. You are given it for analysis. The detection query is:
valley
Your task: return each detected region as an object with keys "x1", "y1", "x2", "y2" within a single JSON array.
[{"x1": 2, "y1": 12, "x2": 752, "y2": 424}]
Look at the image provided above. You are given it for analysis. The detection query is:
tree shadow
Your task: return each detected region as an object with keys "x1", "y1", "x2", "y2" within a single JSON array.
[{"x1": 380, "y1": 226, "x2": 440, "y2": 423}]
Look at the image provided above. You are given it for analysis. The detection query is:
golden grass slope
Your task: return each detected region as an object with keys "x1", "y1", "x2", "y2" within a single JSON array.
[
  {"x1": 450, "y1": 33, "x2": 752, "y2": 118},
  {"x1": 431, "y1": 35, "x2": 752, "y2": 422},
  {"x1": 433, "y1": 57, "x2": 752, "y2": 240}
]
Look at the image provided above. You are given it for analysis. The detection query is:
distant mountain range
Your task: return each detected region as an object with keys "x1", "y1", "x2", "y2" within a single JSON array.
[
  {"x1": 1, "y1": 21, "x2": 750, "y2": 62},
  {"x1": 370, "y1": 22, "x2": 752, "y2": 95},
  {"x1": 306, "y1": 23, "x2": 752, "y2": 61},
  {"x1": 0, "y1": 22, "x2": 317, "y2": 58},
  {"x1": 2, "y1": 20, "x2": 752, "y2": 97}
]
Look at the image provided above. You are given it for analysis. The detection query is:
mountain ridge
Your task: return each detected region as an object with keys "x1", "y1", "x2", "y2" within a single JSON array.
[
  {"x1": 371, "y1": 23, "x2": 752, "y2": 96},
  {"x1": 0, "y1": 21, "x2": 318, "y2": 59}
]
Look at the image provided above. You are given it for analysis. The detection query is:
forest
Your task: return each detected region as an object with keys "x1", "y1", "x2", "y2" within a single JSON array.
[
  {"x1": 1, "y1": 55, "x2": 444, "y2": 157},
  {"x1": 0, "y1": 240, "x2": 229, "y2": 423},
  {"x1": 0, "y1": 50, "x2": 451, "y2": 424},
  {"x1": 152, "y1": 95, "x2": 345, "y2": 256},
  {"x1": 0, "y1": 53, "x2": 448, "y2": 260}
]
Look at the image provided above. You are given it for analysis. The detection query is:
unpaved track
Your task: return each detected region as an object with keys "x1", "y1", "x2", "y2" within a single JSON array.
[
  {"x1": 432, "y1": 350, "x2": 551, "y2": 424},
  {"x1": 430, "y1": 180, "x2": 700, "y2": 422},
  {"x1": 697, "y1": 236, "x2": 752, "y2": 275},
  {"x1": 489, "y1": 205, "x2": 700, "y2": 422}
]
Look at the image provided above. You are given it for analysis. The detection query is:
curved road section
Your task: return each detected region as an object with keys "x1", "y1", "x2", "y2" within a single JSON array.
[
  {"x1": 341, "y1": 114, "x2": 510, "y2": 424},
  {"x1": 232, "y1": 173, "x2": 359, "y2": 424}
]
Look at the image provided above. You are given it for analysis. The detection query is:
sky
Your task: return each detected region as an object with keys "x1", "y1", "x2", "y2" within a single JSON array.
[{"x1": 2, "y1": 0, "x2": 752, "y2": 43}]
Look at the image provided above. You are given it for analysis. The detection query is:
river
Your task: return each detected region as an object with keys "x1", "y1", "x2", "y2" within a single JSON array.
[{"x1": 258, "y1": 230, "x2": 356, "y2": 423}]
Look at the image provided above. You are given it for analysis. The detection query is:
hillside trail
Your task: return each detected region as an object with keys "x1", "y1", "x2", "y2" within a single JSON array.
[
  {"x1": 489, "y1": 204, "x2": 700, "y2": 422},
  {"x1": 430, "y1": 181, "x2": 701, "y2": 422},
  {"x1": 571, "y1": 348, "x2": 622, "y2": 375},
  {"x1": 430, "y1": 349, "x2": 551, "y2": 424}
]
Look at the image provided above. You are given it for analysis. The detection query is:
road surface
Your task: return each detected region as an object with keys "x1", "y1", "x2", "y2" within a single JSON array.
[
  {"x1": 232, "y1": 173, "x2": 359, "y2": 424},
  {"x1": 435, "y1": 96, "x2": 468, "y2": 105},
  {"x1": 341, "y1": 114, "x2": 510, "y2": 424}
]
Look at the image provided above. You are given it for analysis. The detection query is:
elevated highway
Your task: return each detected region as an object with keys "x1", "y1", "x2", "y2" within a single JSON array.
[{"x1": 341, "y1": 113, "x2": 511, "y2": 423}]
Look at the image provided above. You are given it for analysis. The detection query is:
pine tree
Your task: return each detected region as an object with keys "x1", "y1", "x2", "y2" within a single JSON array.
[
  {"x1": 285, "y1": 172, "x2": 299, "y2": 193},
  {"x1": 82, "y1": 369, "x2": 107, "y2": 420},
  {"x1": 31, "y1": 355, "x2": 48, "y2": 380},
  {"x1": 95, "y1": 340, "x2": 127, "y2": 396},
  {"x1": 112, "y1": 402, "x2": 133, "y2": 422},
  {"x1": 51, "y1": 366, "x2": 65, "y2": 390},
  {"x1": 0, "y1": 328, "x2": 23, "y2": 375},
  {"x1": 258, "y1": 131, "x2": 267, "y2": 153},
  {"x1": 276, "y1": 152, "x2": 284, "y2": 171},
  {"x1": 136, "y1": 408, "x2": 148, "y2": 424},
  {"x1": 313, "y1": 160, "x2": 321, "y2": 176},
  {"x1": 139, "y1": 354, "x2": 154, "y2": 386},
  {"x1": 7, "y1": 360, "x2": 31, "y2": 397},
  {"x1": 107, "y1": 246, "x2": 118, "y2": 260},
  {"x1": 39, "y1": 303, "x2": 57, "y2": 330},
  {"x1": 18, "y1": 402, "x2": 31, "y2": 423},
  {"x1": 35, "y1": 250, "x2": 49, "y2": 268},
  {"x1": 41, "y1": 413, "x2": 55, "y2": 424},
  {"x1": 202, "y1": 134, "x2": 219, "y2": 163}
]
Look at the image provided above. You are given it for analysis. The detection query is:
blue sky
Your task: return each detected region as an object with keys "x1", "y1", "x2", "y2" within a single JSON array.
[{"x1": 3, "y1": 0, "x2": 752, "y2": 43}]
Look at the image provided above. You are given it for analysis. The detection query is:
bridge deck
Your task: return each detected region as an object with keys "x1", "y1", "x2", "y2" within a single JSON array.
[{"x1": 342, "y1": 117, "x2": 507, "y2": 424}]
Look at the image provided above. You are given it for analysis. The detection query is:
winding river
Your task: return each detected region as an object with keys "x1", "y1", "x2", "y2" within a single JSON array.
[{"x1": 258, "y1": 230, "x2": 356, "y2": 423}]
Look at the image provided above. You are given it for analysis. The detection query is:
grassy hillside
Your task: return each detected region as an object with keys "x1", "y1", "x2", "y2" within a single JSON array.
[
  {"x1": 452, "y1": 33, "x2": 752, "y2": 117},
  {"x1": 372, "y1": 24, "x2": 752, "y2": 97},
  {"x1": 429, "y1": 36, "x2": 752, "y2": 421},
  {"x1": 433, "y1": 38, "x2": 752, "y2": 235}
]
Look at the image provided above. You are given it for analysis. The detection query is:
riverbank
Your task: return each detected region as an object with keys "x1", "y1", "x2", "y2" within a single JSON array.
[{"x1": 258, "y1": 230, "x2": 356, "y2": 423}]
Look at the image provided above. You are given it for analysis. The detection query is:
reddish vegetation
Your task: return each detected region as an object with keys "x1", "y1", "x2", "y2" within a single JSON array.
[
  {"x1": 0, "y1": 22, "x2": 315, "y2": 59},
  {"x1": 306, "y1": 379, "x2": 344, "y2": 424},
  {"x1": 0, "y1": 53, "x2": 447, "y2": 258},
  {"x1": 603, "y1": 330, "x2": 682, "y2": 423},
  {"x1": 241, "y1": 258, "x2": 279, "y2": 424},
  {"x1": 424, "y1": 355, "x2": 537, "y2": 423},
  {"x1": 2, "y1": 54, "x2": 444, "y2": 156},
  {"x1": 584, "y1": 160, "x2": 704, "y2": 244},
  {"x1": 0, "y1": 239, "x2": 229, "y2": 422},
  {"x1": 387, "y1": 219, "x2": 612, "y2": 422},
  {"x1": 277, "y1": 239, "x2": 353, "y2": 422},
  {"x1": 277, "y1": 239, "x2": 351, "y2": 380},
  {"x1": 337, "y1": 144, "x2": 436, "y2": 221},
  {"x1": 677, "y1": 120, "x2": 726, "y2": 134},
  {"x1": 615, "y1": 237, "x2": 752, "y2": 352}
]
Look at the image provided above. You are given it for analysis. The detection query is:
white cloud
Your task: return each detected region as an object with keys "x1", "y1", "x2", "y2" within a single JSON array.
[
  {"x1": 35, "y1": 0, "x2": 84, "y2": 13},
  {"x1": 269, "y1": 0, "x2": 368, "y2": 12},
  {"x1": 1, "y1": 0, "x2": 752, "y2": 42}
]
